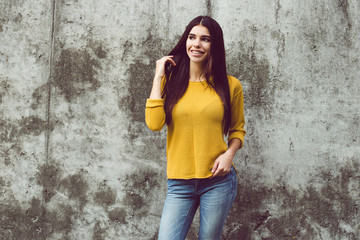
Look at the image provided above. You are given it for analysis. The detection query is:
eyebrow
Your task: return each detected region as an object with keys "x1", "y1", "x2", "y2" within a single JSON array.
[{"x1": 188, "y1": 33, "x2": 211, "y2": 38}]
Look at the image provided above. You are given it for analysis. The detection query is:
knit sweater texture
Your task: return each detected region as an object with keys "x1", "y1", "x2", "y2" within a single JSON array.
[{"x1": 145, "y1": 75, "x2": 246, "y2": 179}]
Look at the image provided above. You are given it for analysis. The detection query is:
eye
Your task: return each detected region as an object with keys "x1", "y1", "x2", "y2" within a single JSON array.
[
  {"x1": 188, "y1": 35, "x2": 195, "y2": 40},
  {"x1": 202, "y1": 38, "x2": 210, "y2": 42}
]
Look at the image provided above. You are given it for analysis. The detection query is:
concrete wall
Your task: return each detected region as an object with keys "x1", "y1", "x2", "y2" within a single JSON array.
[{"x1": 0, "y1": 0, "x2": 359, "y2": 239}]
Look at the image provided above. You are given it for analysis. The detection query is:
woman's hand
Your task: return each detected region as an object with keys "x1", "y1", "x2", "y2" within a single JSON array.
[
  {"x1": 210, "y1": 151, "x2": 234, "y2": 178},
  {"x1": 210, "y1": 138, "x2": 241, "y2": 178},
  {"x1": 150, "y1": 56, "x2": 176, "y2": 99},
  {"x1": 154, "y1": 55, "x2": 176, "y2": 79}
]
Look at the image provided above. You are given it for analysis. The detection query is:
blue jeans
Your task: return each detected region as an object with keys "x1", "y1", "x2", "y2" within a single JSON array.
[{"x1": 158, "y1": 167, "x2": 237, "y2": 240}]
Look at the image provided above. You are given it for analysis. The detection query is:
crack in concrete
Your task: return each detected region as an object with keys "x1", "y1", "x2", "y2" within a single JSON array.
[
  {"x1": 41, "y1": 0, "x2": 57, "y2": 221},
  {"x1": 45, "y1": 0, "x2": 56, "y2": 165}
]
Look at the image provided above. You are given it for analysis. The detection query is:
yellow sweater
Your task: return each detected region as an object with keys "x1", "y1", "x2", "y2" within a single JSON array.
[{"x1": 145, "y1": 75, "x2": 246, "y2": 179}]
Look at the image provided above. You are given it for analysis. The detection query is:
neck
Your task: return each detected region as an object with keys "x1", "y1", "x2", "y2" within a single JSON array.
[{"x1": 189, "y1": 61, "x2": 205, "y2": 81}]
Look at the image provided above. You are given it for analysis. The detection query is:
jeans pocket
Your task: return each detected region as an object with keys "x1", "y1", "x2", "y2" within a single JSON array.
[
  {"x1": 230, "y1": 166, "x2": 236, "y2": 176},
  {"x1": 167, "y1": 179, "x2": 192, "y2": 194},
  {"x1": 214, "y1": 166, "x2": 235, "y2": 180},
  {"x1": 167, "y1": 179, "x2": 177, "y2": 193}
]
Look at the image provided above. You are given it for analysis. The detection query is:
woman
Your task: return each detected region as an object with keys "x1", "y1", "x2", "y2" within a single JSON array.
[{"x1": 145, "y1": 16, "x2": 246, "y2": 240}]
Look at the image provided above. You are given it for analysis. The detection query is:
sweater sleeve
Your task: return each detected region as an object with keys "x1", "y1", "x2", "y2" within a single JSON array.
[
  {"x1": 145, "y1": 99, "x2": 166, "y2": 131},
  {"x1": 228, "y1": 77, "x2": 246, "y2": 148}
]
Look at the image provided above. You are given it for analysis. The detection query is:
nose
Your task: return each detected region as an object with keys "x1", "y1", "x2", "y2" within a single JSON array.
[{"x1": 194, "y1": 40, "x2": 201, "y2": 48}]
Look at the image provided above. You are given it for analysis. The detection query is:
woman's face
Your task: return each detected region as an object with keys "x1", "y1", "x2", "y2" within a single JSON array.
[{"x1": 186, "y1": 25, "x2": 211, "y2": 65}]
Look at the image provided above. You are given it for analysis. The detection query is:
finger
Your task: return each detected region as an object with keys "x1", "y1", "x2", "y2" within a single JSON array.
[
  {"x1": 210, "y1": 165, "x2": 223, "y2": 179},
  {"x1": 169, "y1": 59, "x2": 176, "y2": 66},
  {"x1": 211, "y1": 167, "x2": 223, "y2": 178},
  {"x1": 164, "y1": 56, "x2": 176, "y2": 65},
  {"x1": 166, "y1": 58, "x2": 176, "y2": 66},
  {"x1": 211, "y1": 161, "x2": 219, "y2": 174},
  {"x1": 162, "y1": 55, "x2": 174, "y2": 60},
  {"x1": 218, "y1": 169, "x2": 229, "y2": 176},
  {"x1": 209, "y1": 163, "x2": 218, "y2": 179}
]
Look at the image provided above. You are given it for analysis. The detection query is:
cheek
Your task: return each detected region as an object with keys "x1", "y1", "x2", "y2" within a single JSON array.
[
  {"x1": 186, "y1": 40, "x2": 190, "y2": 50},
  {"x1": 205, "y1": 44, "x2": 211, "y2": 52}
]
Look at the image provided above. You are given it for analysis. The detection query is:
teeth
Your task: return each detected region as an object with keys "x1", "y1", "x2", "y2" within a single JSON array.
[{"x1": 192, "y1": 51, "x2": 203, "y2": 54}]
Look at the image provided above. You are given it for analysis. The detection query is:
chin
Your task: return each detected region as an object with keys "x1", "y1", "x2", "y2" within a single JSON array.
[{"x1": 189, "y1": 56, "x2": 207, "y2": 64}]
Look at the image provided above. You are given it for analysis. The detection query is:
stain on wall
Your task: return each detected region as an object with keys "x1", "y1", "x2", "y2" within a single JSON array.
[
  {"x1": 93, "y1": 221, "x2": 105, "y2": 240},
  {"x1": 272, "y1": 29, "x2": 286, "y2": 70},
  {"x1": 89, "y1": 42, "x2": 107, "y2": 59},
  {"x1": 58, "y1": 172, "x2": 89, "y2": 210},
  {"x1": 37, "y1": 164, "x2": 60, "y2": 202},
  {"x1": 122, "y1": 33, "x2": 165, "y2": 123},
  {"x1": 19, "y1": 116, "x2": 54, "y2": 136},
  {"x1": 0, "y1": 80, "x2": 10, "y2": 104},
  {"x1": 108, "y1": 207, "x2": 127, "y2": 224},
  {"x1": 223, "y1": 158, "x2": 360, "y2": 239},
  {"x1": 0, "y1": 198, "x2": 50, "y2": 239},
  {"x1": 236, "y1": 49, "x2": 273, "y2": 112},
  {"x1": 0, "y1": 196, "x2": 74, "y2": 239},
  {"x1": 0, "y1": 116, "x2": 54, "y2": 165},
  {"x1": 0, "y1": 169, "x2": 91, "y2": 238},
  {"x1": 53, "y1": 48, "x2": 102, "y2": 102},
  {"x1": 0, "y1": 166, "x2": 110, "y2": 239},
  {"x1": 118, "y1": 30, "x2": 169, "y2": 162},
  {"x1": 275, "y1": 0, "x2": 281, "y2": 24},
  {"x1": 94, "y1": 185, "x2": 116, "y2": 208},
  {"x1": 31, "y1": 84, "x2": 48, "y2": 110},
  {"x1": 122, "y1": 168, "x2": 161, "y2": 220},
  {"x1": 206, "y1": 0, "x2": 212, "y2": 16},
  {"x1": 338, "y1": 0, "x2": 352, "y2": 32}
]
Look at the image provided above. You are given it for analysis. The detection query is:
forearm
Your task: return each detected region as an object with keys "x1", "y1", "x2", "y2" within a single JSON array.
[
  {"x1": 149, "y1": 76, "x2": 162, "y2": 99},
  {"x1": 150, "y1": 55, "x2": 175, "y2": 99},
  {"x1": 226, "y1": 138, "x2": 241, "y2": 158}
]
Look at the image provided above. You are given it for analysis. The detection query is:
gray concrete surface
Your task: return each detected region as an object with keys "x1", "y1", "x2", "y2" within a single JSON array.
[{"x1": 1, "y1": 0, "x2": 359, "y2": 239}]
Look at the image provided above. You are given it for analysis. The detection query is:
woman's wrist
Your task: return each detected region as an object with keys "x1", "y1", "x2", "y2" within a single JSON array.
[
  {"x1": 149, "y1": 76, "x2": 162, "y2": 99},
  {"x1": 153, "y1": 75, "x2": 163, "y2": 82},
  {"x1": 227, "y1": 139, "x2": 241, "y2": 156},
  {"x1": 225, "y1": 148, "x2": 236, "y2": 158}
]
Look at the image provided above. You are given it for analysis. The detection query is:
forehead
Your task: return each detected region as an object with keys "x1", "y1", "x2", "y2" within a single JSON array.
[{"x1": 189, "y1": 25, "x2": 210, "y2": 36}]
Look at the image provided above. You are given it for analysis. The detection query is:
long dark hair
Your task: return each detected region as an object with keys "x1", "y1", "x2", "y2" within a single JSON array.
[{"x1": 162, "y1": 16, "x2": 231, "y2": 135}]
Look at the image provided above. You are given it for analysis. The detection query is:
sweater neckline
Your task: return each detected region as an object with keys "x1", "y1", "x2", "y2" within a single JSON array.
[{"x1": 189, "y1": 80, "x2": 206, "y2": 84}]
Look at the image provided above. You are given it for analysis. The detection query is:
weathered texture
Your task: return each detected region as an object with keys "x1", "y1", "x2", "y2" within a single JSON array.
[{"x1": 1, "y1": 0, "x2": 359, "y2": 239}]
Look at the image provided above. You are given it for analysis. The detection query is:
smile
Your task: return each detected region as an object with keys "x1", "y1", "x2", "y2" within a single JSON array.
[{"x1": 190, "y1": 50, "x2": 205, "y2": 55}]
